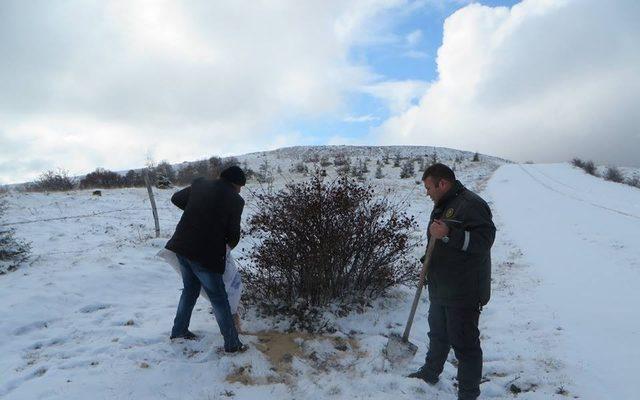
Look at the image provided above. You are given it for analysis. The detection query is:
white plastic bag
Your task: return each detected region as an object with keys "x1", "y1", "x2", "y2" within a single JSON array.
[
  {"x1": 157, "y1": 248, "x2": 243, "y2": 314},
  {"x1": 223, "y1": 252, "x2": 243, "y2": 315}
]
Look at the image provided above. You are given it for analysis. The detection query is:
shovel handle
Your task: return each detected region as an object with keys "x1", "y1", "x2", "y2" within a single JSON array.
[{"x1": 402, "y1": 237, "x2": 436, "y2": 342}]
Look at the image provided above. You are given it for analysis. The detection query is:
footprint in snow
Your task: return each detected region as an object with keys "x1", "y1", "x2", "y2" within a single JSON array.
[
  {"x1": 78, "y1": 303, "x2": 112, "y2": 313},
  {"x1": 14, "y1": 320, "x2": 52, "y2": 336}
]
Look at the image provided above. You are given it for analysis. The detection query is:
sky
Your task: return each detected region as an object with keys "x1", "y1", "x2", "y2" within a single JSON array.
[{"x1": 1, "y1": 0, "x2": 638, "y2": 184}]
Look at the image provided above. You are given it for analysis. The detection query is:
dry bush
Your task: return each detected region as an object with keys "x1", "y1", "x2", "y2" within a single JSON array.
[
  {"x1": 604, "y1": 166, "x2": 624, "y2": 183},
  {"x1": 303, "y1": 152, "x2": 320, "y2": 163},
  {"x1": 221, "y1": 157, "x2": 240, "y2": 173},
  {"x1": 0, "y1": 198, "x2": 31, "y2": 274},
  {"x1": 124, "y1": 170, "x2": 145, "y2": 187},
  {"x1": 174, "y1": 156, "x2": 238, "y2": 186},
  {"x1": 333, "y1": 153, "x2": 350, "y2": 167},
  {"x1": 571, "y1": 158, "x2": 585, "y2": 168},
  {"x1": 625, "y1": 176, "x2": 640, "y2": 188},
  {"x1": 175, "y1": 160, "x2": 209, "y2": 186},
  {"x1": 208, "y1": 156, "x2": 239, "y2": 179},
  {"x1": 30, "y1": 169, "x2": 75, "y2": 192},
  {"x1": 334, "y1": 154, "x2": 351, "y2": 176},
  {"x1": 290, "y1": 162, "x2": 309, "y2": 174},
  {"x1": 582, "y1": 161, "x2": 597, "y2": 176},
  {"x1": 80, "y1": 168, "x2": 126, "y2": 189},
  {"x1": 242, "y1": 171, "x2": 419, "y2": 331},
  {"x1": 319, "y1": 156, "x2": 332, "y2": 167}
]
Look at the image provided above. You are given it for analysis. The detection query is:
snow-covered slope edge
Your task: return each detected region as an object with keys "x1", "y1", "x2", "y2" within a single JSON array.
[{"x1": 485, "y1": 163, "x2": 640, "y2": 400}]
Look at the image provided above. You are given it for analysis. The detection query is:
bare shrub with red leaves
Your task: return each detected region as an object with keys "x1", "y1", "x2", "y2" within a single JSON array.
[{"x1": 242, "y1": 171, "x2": 419, "y2": 331}]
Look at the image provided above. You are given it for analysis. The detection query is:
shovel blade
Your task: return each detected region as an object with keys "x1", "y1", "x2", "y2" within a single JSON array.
[{"x1": 385, "y1": 333, "x2": 418, "y2": 365}]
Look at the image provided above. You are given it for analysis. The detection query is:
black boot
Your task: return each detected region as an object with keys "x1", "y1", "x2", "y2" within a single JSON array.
[
  {"x1": 408, "y1": 366, "x2": 439, "y2": 385},
  {"x1": 170, "y1": 330, "x2": 199, "y2": 340},
  {"x1": 225, "y1": 343, "x2": 249, "y2": 354}
]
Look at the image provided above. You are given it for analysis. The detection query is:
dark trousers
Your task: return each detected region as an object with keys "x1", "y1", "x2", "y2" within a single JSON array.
[{"x1": 424, "y1": 302, "x2": 482, "y2": 400}]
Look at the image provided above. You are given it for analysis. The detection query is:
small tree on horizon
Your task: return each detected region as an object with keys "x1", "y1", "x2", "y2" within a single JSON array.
[
  {"x1": 393, "y1": 153, "x2": 401, "y2": 167},
  {"x1": 382, "y1": 153, "x2": 390, "y2": 165},
  {"x1": 417, "y1": 157, "x2": 425, "y2": 172},
  {"x1": 400, "y1": 160, "x2": 415, "y2": 179},
  {"x1": 155, "y1": 161, "x2": 175, "y2": 188}
]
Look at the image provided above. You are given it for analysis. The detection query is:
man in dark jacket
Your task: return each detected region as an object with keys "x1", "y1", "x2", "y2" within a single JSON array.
[
  {"x1": 409, "y1": 163, "x2": 496, "y2": 400},
  {"x1": 165, "y1": 165, "x2": 247, "y2": 353}
]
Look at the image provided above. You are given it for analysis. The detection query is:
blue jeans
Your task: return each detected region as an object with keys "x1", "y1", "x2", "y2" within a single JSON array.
[{"x1": 171, "y1": 254, "x2": 242, "y2": 351}]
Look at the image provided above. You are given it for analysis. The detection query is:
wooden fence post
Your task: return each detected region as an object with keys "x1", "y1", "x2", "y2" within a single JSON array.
[{"x1": 143, "y1": 169, "x2": 160, "y2": 238}]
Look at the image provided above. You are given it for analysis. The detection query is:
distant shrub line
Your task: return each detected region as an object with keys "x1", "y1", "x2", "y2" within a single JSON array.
[
  {"x1": 21, "y1": 150, "x2": 489, "y2": 193},
  {"x1": 571, "y1": 158, "x2": 639, "y2": 188},
  {"x1": 23, "y1": 156, "x2": 243, "y2": 192}
]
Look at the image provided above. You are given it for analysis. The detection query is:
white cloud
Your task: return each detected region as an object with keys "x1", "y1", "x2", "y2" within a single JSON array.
[
  {"x1": 335, "y1": 0, "x2": 422, "y2": 46},
  {"x1": 376, "y1": 0, "x2": 640, "y2": 166},
  {"x1": 344, "y1": 114, "x2": 380, "y2": 122},
  {"x1": 403, "y1": 50, "x2": 430, "y2": 59},
  {"x1": 362, "y1": 80, "x2": 430, "y2": 114},
  {"x1": 406, "y1": 29, "x2": 423, "y2": 46},
  {"x1": 0, "y1": 0, "x2": 420, "y2": 183},
  {"x1": 402, "y1": 29, "x2": 428, "y2": 58}
]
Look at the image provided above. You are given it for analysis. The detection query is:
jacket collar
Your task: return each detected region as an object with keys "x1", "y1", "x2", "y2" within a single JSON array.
[{"x1": 436, "y1": 180, "x2": 465, "y2": 208}]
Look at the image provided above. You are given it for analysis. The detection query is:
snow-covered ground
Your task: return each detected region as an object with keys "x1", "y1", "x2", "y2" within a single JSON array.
[
  {"x1": 485, "y1": 163, "x2": 640, "y2": 400},
  {"x1": 1, "y1": 149, "x2": 638, "y2": 399}
]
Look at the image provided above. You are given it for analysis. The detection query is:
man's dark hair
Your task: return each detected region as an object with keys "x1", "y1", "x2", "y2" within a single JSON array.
[{"x1": 422, "y1": 163, "x2": 455, "y2": 183}]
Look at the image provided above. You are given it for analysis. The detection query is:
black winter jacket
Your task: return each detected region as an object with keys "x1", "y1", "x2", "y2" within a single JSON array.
[
  {"x1": 426, "y1": 180, "x2": 496, "y2": 307},
  {"x1": 165, "y1": 178, "x2": 244, "y2": 274}
]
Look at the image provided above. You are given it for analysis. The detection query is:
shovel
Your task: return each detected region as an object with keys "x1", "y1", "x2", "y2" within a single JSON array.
[{"x1": 385, "y1": 237, "x2": 436, "y2": 364}]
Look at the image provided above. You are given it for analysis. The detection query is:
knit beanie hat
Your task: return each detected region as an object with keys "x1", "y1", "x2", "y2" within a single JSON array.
[{"x1": 220, "y1": 165, "x2": 246, "y2": 186}]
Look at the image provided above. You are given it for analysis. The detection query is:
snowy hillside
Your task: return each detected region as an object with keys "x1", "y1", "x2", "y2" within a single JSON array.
[
  {"x1": 236, "y1": 145, "x2": 505, "y2": 165},
  {"x1": 172, "y1": 145, "x2": 507, "y2": 186},
  {"x1": 1, "y1": 149, "x2": 638, "y2": 399}
]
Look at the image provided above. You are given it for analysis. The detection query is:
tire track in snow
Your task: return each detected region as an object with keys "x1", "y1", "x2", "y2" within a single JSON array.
[{"x1": 517, "y1": 164, "x2": 640, "y2": 220}]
